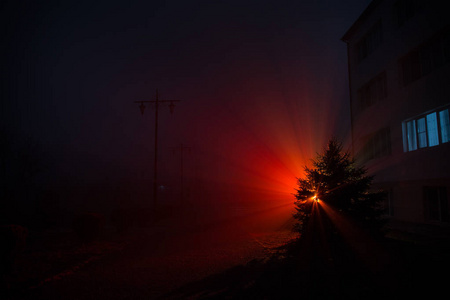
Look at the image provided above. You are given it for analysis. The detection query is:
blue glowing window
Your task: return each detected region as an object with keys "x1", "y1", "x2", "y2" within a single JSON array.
[
  {"x1": 417, "y1": 117, "x2": 427, "y2": 148},
  {"x1": 426, "y1": 112, "x2": 439, "y2": 147},
  {"x1": 403, "y1": 106, "x2": 450, "y2": 152},
  {"x1": 406, "y1": 120, "x2": 417, "y2": 151},
  {"x1": 439, "y1": 109, "x2": 450, "y2": 143}
]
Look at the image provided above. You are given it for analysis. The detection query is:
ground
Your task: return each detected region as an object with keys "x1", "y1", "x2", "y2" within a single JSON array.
[
  {"x1": 164, "y1": 204, "x2": 450, "y2": 299},
  {"x1": 2, "y1": 205, "x2": 450, "y2": 300},
  {"x1": 1, "y1": 204, "x2": 296, "y2": 299}
]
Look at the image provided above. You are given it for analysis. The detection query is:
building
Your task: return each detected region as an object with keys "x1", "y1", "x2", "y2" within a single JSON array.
[{"x1": 342, "y1": 0, "x2": 450, "y2": 231}]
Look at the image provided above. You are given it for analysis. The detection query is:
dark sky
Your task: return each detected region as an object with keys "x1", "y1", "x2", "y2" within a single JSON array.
[{"x1": 1, "y1": 0, "x2": 372, "y2": 208}]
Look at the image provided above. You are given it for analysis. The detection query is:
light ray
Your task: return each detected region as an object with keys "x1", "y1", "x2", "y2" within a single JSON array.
[{"x1": 318, "y1": 201, "x2": 389, "y2": 273}]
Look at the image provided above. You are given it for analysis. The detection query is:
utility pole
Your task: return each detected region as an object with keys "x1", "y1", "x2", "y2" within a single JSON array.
[
  {"x1": 134, "y1": 89, "x2": 180, "y2": 210},
  {"x1": 171, "y1": 143, "x2": 191, "y2": 205}
]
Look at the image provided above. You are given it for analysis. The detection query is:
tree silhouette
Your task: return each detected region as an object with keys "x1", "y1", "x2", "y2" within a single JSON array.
[{"x1": 293, "y1": 138, "x2": 386, "y2": 236}]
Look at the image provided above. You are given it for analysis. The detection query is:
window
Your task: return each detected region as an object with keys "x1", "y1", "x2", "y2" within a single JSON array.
[
  {"x1": 416, "y1": 117, "x2": 427, "y2": 148},
  {"x1": 414, "y1": 114, "x2": 438, "y2": 148},
  {"x1": 360, "y1": 127, "x2": 391, "y2": 162},
  {"x1": 357, "y1": 71, "x2": 387, "y2": 112},
  {"x1": 440, "y1": 109, "x2": 450, "y2": 143},
  {"x1": 400, "y1": 28, "x2": 450, "y2": 86},
  {"x1": 394, "y1": 0, "x2": 420, "y2": 27},
  {"x1": 406, "y1": 119, "x2": 417, "y2": 151},
  {"x1": 424, "y1": 186, "x2": 448, "y2": 222},
  {"x1": 427, "y1": 113, "x2": 439, "y2": 146},
  {"x1": 403, "y1": 106, "x2": 450, "y2": 152},
  {"x1": 357, "y1": 20, "x2": 383, "y2": 63}
]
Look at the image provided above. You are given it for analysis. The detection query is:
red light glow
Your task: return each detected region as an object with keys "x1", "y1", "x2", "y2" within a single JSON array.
[{"x1": 147, "y1": 56, "x2": 351, "y2": 226}]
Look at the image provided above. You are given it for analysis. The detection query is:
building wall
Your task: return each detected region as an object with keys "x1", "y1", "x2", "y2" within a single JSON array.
[{"x1": 343, "y1": 0, "x2": 450, "y2": 225}]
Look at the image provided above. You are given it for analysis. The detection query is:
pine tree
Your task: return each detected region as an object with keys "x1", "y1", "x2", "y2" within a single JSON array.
[{"x1": 293, "y1": 138, "x2": 386, "y2": 236}]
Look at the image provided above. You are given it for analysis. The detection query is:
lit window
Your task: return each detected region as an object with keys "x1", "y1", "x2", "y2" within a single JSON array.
[
  {"x1": 406, "y1": 120, "x2": 417, "y2": 151},
  {"x1": 439, "y1": 109, "x2": 450, "y2": 143},
  {"x1": 403, "y1": 106, "x2": 450, "y2": 152},
  {"x1": 426, "y1": 112, "x2": 439, "y2": 146},
  {"x1": 417, "y1": 117, "x2": 427, "y2": 148}
]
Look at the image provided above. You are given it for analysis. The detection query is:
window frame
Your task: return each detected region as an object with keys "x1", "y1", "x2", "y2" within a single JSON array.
[
  {"x1": 402, "y1": 105, "x2": 450, "y2": 152},
  {"x1": 399, "y1": 27, "x2": 450, "y2": 86},
  {"x1": 423, "y1": 186, "x2": 448, "y2": 222},
  {"x1": 357, "y1": 71, "x2": 387, "y2": 112},
  {"x1": 356, "y1": 20, "x2": 383, "y2": 63},
  {"x1": 394, "y1": 0, "x2": 420, "y2": 28},
  {"x1": 360, "y1": 127, "x2": 391, "y2": 162}
]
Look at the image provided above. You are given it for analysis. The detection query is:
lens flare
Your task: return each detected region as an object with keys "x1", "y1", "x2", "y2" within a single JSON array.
[
  {"x1": 311, "y1": 194, "x2": 320, "y2": 202},
  {"x1": 144, "y1": 54, "x2": 351, "y2": 225}
]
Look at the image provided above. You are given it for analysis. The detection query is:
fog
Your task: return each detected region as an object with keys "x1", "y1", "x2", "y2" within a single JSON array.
[{"x1": 1, "y1": 0, "x2": 371, "y2": 225}]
